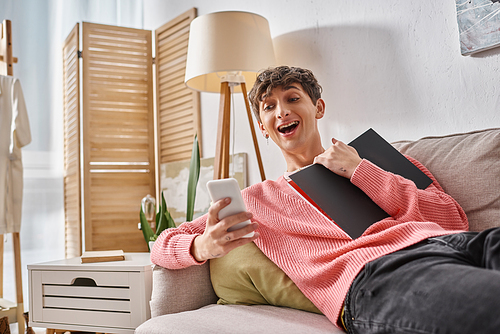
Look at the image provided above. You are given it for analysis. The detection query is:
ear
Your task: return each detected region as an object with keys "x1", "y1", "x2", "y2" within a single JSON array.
[
  {"x1": 258, "y1": 122, "x2": 268, "y2": 137},
  {"x1": 315, "y1": 98, "x2": 326, "y2": 119}
]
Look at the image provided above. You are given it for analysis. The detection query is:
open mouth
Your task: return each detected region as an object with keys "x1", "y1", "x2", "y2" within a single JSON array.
[{"x1": 278, "y1": 121, "x2": 299, "y2": 134}]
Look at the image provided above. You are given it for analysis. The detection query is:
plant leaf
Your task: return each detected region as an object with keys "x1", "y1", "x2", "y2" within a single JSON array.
[
  {"x1": 155, "y1": 191, "x2": 168, "y2": 235},
  {"x1": 140, "y1": 207, "x2": 156, "y2": 251},
  {"x1": 186, "y1": 134, "x2": 200, "y2": 222},
  {"x1": 165, "y1": 208, "x2": 176, "y2": 229},
  {"x1": 155, "y1": 205, "x2": 160, "y2": 229}
]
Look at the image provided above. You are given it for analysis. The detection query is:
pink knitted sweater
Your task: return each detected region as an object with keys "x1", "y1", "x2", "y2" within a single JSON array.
[{"x1": 151, "y1": 158, "x2": 468, "y2": 327}]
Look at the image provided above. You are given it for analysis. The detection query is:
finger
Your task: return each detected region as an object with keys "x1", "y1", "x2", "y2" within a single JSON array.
[
  {"x1": 206, "y1": 197, "x2": 231, "y2": 227},
  {"x1": 331, "y1": 137, "x2": 338, "y2": 145},
  {"x1": 313, "y1": 154, "x2": 324, "y2": 165},
  {"x1": 230, "y1": 222, "x2": 259, "y2": 240},
  {"x1": 220, "y1": 211, "x2": 253, "y2": 231},
  {"x1": 313, "y1": 148, "x2": 329, "y2": 164},
  {"x1": 224, "y1": 231, "x2": 260, "y2": 254}
]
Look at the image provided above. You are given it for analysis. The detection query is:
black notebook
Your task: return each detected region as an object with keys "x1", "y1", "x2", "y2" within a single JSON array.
[{"x1": 287, "y1": 128, "x2": 432, "y2": 239}]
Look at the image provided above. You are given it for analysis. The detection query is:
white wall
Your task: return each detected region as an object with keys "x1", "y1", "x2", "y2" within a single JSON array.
[{"x1": 144, "y1": 0, "x2": 500, "y2": 185}]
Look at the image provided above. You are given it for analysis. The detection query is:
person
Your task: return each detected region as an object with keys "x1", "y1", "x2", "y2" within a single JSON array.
[{"x1": 151, "y1": 66, "x2": 500, "y2": 333}]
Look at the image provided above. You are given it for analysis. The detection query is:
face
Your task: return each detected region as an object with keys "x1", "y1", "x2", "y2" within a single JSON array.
[{"x1": 258, "y1": 83, "x2": 325, "y2": 157}]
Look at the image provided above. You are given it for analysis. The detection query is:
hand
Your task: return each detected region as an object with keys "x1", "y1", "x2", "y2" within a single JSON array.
[
  {"x1": 313, "y1": 138, "x2": 362, "y2": 179},
  {"x1": 192, "y1": 197, "x2": 259, "y2": 262}
]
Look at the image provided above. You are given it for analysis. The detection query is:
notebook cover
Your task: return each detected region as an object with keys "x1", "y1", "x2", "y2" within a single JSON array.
[{"x1": 288, "y1": 128, "x2": 432, "y2": 239}]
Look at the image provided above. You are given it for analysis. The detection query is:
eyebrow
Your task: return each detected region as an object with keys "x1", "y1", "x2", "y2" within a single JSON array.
[
  {"x1": 261, "y1": 84, "x2": 301, "y2": 100},
  {"x1": 282, "y1": 84, "x2": 301, "y2": 92}
]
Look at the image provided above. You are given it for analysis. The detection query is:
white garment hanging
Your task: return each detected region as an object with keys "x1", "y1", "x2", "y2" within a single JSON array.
[{"x1": 0, "y1": 75, "x2": 31, "y2": 234}]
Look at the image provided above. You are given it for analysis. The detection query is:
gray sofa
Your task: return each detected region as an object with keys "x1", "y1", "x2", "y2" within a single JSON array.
[{"x1": 136, "y1": 128, "x2": 500, "y2": 334}]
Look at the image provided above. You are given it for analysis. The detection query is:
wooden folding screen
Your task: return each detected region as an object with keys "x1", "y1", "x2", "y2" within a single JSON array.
[
  {"x1": 156, "y1": 8, "x2": 201, "y2": 164},
  {"x1": 81, "y1": 22, "x2": 155, "y2": 252},
  {"x1": 62, "y1": 24, "x2": 81, "y2": 258},
  {"x1": 62, "y1": 9, "x2": 200, "y2": 255}
]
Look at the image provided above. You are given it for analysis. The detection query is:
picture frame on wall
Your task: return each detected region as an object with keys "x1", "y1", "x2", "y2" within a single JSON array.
[
  {"x1": 160, "y1": 153, "x2": 248, "y2": 225},
  {"x1": 456, "y1": 0, "x2": 500, "y2": 55}
]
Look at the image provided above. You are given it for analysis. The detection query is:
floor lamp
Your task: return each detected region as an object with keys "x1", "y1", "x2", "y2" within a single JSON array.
[{"x1": 184, "y1": 11, "x2": 276, "y2": 181}]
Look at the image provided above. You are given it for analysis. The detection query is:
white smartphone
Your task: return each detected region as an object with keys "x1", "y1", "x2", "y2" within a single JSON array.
[{"x1": 206, "y1": 178, "x2": 254, "y2": 238}]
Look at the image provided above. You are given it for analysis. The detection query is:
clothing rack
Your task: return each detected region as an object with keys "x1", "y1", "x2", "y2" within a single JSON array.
[{"x1": 0, "y1": 19, "x2": 25, "y2": 333}]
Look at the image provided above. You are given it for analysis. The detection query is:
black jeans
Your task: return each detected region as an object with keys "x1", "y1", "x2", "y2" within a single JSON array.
[{"x1": 343, "y1": 228, "x2": 500, "y2": 334}]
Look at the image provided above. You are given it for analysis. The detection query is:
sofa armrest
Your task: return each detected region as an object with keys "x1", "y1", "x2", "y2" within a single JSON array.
[{"x1": 150, "y1": 262, "x2": 218, "y2": 318}]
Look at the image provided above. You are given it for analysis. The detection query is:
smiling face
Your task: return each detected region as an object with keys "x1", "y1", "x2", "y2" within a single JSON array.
[{"x1": 258, "y1": 83, "x2": 326, "y2": 171}]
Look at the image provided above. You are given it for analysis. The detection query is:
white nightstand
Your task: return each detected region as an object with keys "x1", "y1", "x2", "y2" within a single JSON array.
[{"x1": 28, "y1": 252, "x2": 152, "y2": 334}]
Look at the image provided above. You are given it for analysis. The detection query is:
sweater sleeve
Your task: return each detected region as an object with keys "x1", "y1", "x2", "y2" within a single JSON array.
[
  {"x1": 150, "y1": 214, "x2": 208, "y2": 269},
  {"x1": 350, "y1": 157, "x2": 468, "y2": 232}
]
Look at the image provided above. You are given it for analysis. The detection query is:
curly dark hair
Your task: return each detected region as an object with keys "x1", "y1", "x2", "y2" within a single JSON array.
[{"x1": 248, "y1": 66, "x2": 323, "y2": 122}]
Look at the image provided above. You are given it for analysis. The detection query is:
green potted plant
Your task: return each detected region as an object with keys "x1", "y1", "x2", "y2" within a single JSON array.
[{"x1": 140, "y1": 134, "x2": 200, "y2": 250}]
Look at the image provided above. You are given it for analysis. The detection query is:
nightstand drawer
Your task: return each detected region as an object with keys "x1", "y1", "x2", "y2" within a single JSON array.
[
  {"x1": 31, "y1": 270, "x2": 142, "y2": 329},
  {"x1": 41, "y1": 270, "x2": 130, "y2": 287},
  {"x1": 28, "y1": 253, "x2": 152, "y2": 334},
  {"x1": 43, "y1": 295, "x2": 130, "y2": 312},
  {"x1": 43, "y1": 284, "x2": 130, "y2": 300}
]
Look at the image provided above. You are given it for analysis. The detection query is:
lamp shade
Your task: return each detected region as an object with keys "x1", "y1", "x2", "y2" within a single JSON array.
[{"x1": 185, "y1": 11, "x2": 276, "y2": 93}]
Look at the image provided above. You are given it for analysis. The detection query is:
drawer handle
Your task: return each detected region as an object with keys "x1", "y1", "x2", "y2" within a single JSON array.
[{"x1": 71, "y1": 277, "x2": 97, "y2": 287}]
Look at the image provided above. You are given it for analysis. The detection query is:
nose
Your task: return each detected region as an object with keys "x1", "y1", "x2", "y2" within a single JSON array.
[{"x1": 276, "y1": 104, "x2": 290, "y2": 119}]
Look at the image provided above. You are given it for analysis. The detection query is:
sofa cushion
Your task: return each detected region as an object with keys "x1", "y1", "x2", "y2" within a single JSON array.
[
  {"x1": 135, "y1": 304, "x2": 341, "y2": 334},
  {"x1": 150, "y1": 263, "x2": 218, "y2": 317},
  {"x1": 210, "y1": 242, "x2": 321, "y2": 314},
  {"x1": 392, "y1": 128, "x2": 500, "y2": 232}
]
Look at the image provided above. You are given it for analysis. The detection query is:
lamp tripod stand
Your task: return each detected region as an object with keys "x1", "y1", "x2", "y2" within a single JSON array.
[{"x1": 214, "y1": 81, "x2": 266, "y2": 181}]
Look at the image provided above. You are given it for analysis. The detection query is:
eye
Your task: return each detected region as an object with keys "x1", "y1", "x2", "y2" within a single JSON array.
[
  {"x1": 263, "y1": 104, "x2": 274, "y2": 111},
  {"x1": 289, "y1": 97, "x2": 299, "y2": 102}
]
